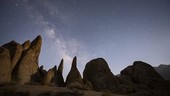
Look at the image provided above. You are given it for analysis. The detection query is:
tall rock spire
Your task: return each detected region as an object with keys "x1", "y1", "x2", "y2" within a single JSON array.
[
  {"x1": 58, "y1": 59, "x2": 64, "y2": 74},
  {"x1": 65, "y1": 56, "x2": 83, "y2": 86}
]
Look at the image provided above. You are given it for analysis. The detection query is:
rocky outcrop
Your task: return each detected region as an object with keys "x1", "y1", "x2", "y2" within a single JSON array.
[
  {"x1": 66, "y1": 56, "x2": 83, "y2": 86},
  {"x1": 51, "y1": 65, "x2": 58, "y2": 85},
  {"x1": 14, "y1": 35, "x2": 42, "y2": 84},
  {"x1": 51, "y1": 59, "x2": 64, "y2": 86},
  {"x1": 0, "y1": 40, "x2": 23, "y2": 83},
  {"x1": 120, "y1": 61, "x2": 169, "y2": 91},
  {"x1": 1, "y1": 35, "x2": 170, "y2": 95},
  {"x1": 0, "y1": 47, "x2": 11, "y2": 83},
  {"x1": 57, "y1": 59, "x2": 64, "y2": 87},
  {"x1": 82, "y1": 78, "x2": 93, "y2": 90},
  {"x1": 2, "y1": 41, "x2": 23, "y2": 73},
  {"x1": 83, "y1": 58, "x2": 118, "y2": 92},
  {"x1": 38, "y1": 65, "x2": 47, "y2": 83}
]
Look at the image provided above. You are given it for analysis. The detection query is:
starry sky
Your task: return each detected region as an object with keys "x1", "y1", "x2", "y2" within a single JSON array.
[{"x1": 0, "y1": 0, "x2": 170, "y2": 78}]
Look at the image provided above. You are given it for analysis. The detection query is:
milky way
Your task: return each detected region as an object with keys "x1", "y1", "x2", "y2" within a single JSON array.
[{"x1": 0, "y1": 0, "x2": 170, "y2": 78}]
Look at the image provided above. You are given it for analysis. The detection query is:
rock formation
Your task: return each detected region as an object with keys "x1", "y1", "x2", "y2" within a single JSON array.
[
  {"x1": 2, "y1": 41, "x2": 23, "y2": 73},
  {"x1": 42, "y1": 68, "x2": 54, "y2": 85},
  {"x1": 50, "y1": 59, "x2": 64, "y2": 86},
  {"x1": 14, "y1": 35, "x2": 42, "y2": 84},
  {"x1": 22, "y1": 40, "x2": 30, "y2": 50},
  {"x1": 0, "y1": 47, "x2": 11, "y2": 83},
  {"x1": 0, "y1": 40, "x2": 23, "y2": 83},
  {"x1": 83, "y1": 58, "x2": 118, "y2": 92},
  {"x1": 65, "y1": 56, "x2": 83, "y2": 86},
  {"x1": 57, "y1": 59, "x2": 64, "y2": 87},
  {"x1": 120, "y1": 61, "x2": 169, "y2": 91},
  {"x1": 38, "y1": 65, "x2": 47, "y2": 83},
  {"x1": 1, "y1": 35, "x2": 170, "y2": 96},
  {"x1": 82, "y1": 78, "x2": 93, "y2": 90},
  {"x1": 51, "y1": 65, "x2": 58, "y2": 85}
]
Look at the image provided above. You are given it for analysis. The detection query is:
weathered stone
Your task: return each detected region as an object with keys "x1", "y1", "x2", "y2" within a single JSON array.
[
  {"x1": 39, "y1": 65, "x2": 47, "y2": 77},
  {"x1": 2, "y1": 41, "x2": 23, "y2": 73},
  {"x1": 132, "y1": 61, "x2": 164, "y2": 84},
  {"x1": 42, "y1": 69, "x2": 54, "y2": 85},
  {"x1": 15, "y1": 35, "x2": 42, "y2": 84},
  {"x1": 51, "y1": 65, "x2": 58, "y2": 85},
  {"x1": 38, "y1": 65, "x2": 47, "y2": 82},
  {"x1": 83, "y1": 58, "x2": 118, "y2": 92},
  {"x1": 22, "y1": 40, "x2": 30, "y2": 50},
  {"x1": 58, "y1": 59, "x2": 64, "y2": 73},
  {"x1": 121, "y1": 65, "x2": 133, "y2": 77},
  {"x1": 0, "y1": 47, "x2": 11, "y2": 83},
  {"x1": 66, "y1": 56, "x2": 83, "y2": 86},
  {"x1": 83, "y1": 78, "x2": 93, "y2": 90},
  {"x1": 120, "y1": 61, "x2": 168, "y2": 90},
  {"x1": 57, "y1": 59, "x2": 64, "y2": 87},
  {"x1": 51, "y1": 59, "x2": 65, "y2": 86}
]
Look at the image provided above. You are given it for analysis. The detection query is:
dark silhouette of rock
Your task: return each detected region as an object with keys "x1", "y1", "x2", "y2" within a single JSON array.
[
  {"x1": 51, "y1": 59, "x2": 64, "y2": 86},
  {"x1": 50, "y1": 60, "x2": 64, "y2": 87},
  {"x1": 2, "y1": 41, "x2": 23, "y2": 73},
  {"x1": 155, "y1": 64, "x2": 170, "y2": 80},
  {"x1": 83, "y1": 58, "x2": 118, "y2": 92},
  {"x1": 120, "y1": 65, "x2": 133, "y2": 77},
  {"x1": 39, "y1": 65, "x2": 47, "y2": 77},
  {"x1": 57, "y1": 59, "x2": 64, "y2": 87},
  {"x1": 58, "y1": 59, "x2": 63, "y2": 73},
  {"x1": 15, "y1": 35, "x2": 42, "y2": 84},
  {"x1": 120, "y1": 61, "x2": 169, "y2": 90},
  {"x1": 22, "y1": 40, "x2": 30, "y2": 50},
  {"x1": 83, "y1": 78, "x2": 93, "y2": 90},
  {"x1": 0, "y1": 47, "x2": 11, "y2": 83},
  {"x1": 38, "y1": 65, "x2": 47, "y2": 83},
  {"x1": 133, "y1": 61, "x2": 164, "y2": 84},
  {"x1": 65, "y1": 56, "x2": 83, "y2": 86}
]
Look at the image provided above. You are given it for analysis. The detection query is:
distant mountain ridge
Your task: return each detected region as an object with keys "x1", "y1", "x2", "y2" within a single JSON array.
[{"x1": 154, "y1": 64, "x2": 170, "y2": 80}]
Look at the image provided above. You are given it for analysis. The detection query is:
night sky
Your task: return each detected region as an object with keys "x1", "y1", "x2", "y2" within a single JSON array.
[{"x1": 0, "y1": 0, "x2": 170, "y2": 78}]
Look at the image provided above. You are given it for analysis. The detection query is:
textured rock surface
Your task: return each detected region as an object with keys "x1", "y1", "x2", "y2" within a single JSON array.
[
  {"x1": 66, "y1": 56, "x2": 83, "y2": 86},
  {"x1": 38, "y1": 65, "x2": 47, "y2": 83},
  {"x1": 83, "y1": 58, "x2": 118, "y2": 92},
  {"x1": 42, "y1": 69, "x2": 54, "y2": 85},
  {"x1": 22, "y1": 40, "x2": 30, "y2": 50},
  {"x1": 120, "y1": 61, "x2": 169, "y2": 90},
  {"x1": 0, "y1": 47, "x2": 11, "y2": 83},
  {"x1": 2, "y1": 41, "x2": 23, "y2": 73},
  {"x1": 83, "y1": 78, "x2": 94, "y2": 90},
  {"x1": 15, "y1": 35, "x2": 42, "y2": 84},
  {"x1": 50, "y1": 60, "x2": 64, "y2": 86}
]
